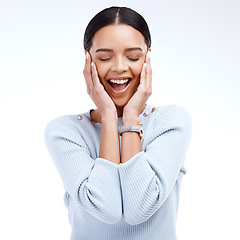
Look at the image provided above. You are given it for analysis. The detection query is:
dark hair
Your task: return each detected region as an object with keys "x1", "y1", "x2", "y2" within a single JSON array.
[{"x1": 83, "y1": 6, "x2": 151, "y2": 51}]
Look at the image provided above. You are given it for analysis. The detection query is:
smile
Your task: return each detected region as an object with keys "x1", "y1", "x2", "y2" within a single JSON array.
[
  {"x1": 110, "y1": 79, "x2": 129, "y2": 84},
  {"x1": 108, "y1": 78, "x2": 132, "y2": 93}
]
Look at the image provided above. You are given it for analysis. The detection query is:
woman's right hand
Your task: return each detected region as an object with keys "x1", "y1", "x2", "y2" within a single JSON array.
[
  {"x1": 84, "y1": 52, "x2": 120, "y2": 164},
  {"x1": 83, "y1": 52, "x2": 117, "y2": 121}
]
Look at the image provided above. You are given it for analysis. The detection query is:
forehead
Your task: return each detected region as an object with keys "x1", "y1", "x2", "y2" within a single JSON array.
[{"x1": 91, "y1": 24, "x2": 147, "y2": 51}]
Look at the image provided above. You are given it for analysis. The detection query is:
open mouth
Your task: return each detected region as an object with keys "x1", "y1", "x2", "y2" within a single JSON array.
[{"x1": 108, "y1": 78, "x2": 132, "y2": 92}]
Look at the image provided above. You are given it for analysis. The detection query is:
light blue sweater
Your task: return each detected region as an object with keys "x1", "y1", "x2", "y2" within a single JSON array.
[{"x1": 44, "y1": 104, "x2": 192, "y2": 240}]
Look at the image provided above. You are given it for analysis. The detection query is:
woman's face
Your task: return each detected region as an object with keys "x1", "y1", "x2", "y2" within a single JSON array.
[{"x1": 89, "y1": 24, "x2": 148, "y2": 108}]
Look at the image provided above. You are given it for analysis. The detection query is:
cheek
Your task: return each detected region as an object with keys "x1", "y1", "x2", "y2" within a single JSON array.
[
  {"x1": 132, "y1": 62, "x2": 144, "y2": 78},
  {"x1": 94, "y1": 63, "x2": 109, "y2": 81}
]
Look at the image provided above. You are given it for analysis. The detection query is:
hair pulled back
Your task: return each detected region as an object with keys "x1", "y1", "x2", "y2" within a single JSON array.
[{"x1": 83, "y1": 6, "x2": 151, "y2": 51}]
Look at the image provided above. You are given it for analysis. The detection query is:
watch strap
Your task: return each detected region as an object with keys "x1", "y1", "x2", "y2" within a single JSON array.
[{"x1": 118, "y1": 125, "x2": 143, "y2": 139}]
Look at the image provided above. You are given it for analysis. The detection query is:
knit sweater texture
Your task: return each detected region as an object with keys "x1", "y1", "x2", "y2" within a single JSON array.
[{"x1": 44, "y1": 104, "x2": 192, "y2": 240}]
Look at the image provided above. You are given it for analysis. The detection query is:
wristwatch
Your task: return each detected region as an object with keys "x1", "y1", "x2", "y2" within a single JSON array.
[{"x1": 118, "y1": 125, "x2": 144, "y2": 139}]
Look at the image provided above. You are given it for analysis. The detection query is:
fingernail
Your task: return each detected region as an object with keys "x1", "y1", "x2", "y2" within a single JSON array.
[
  {"x1": 143, "y1": 63, "x2": 147, "y2": 68},
  {"x1": 86, "y1": 52, "x2": 89, "y2": 59},
  {"x1": 91, "y1": 61, "x2": 94, "y2": 67},
  {"x1": 147, "y1": 51, "x2": 151, "y2": 59}
]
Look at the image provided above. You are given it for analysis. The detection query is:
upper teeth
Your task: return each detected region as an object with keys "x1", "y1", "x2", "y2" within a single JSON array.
[{"x1": 110, "y1": 79, "x2": 129, "y2": 84}]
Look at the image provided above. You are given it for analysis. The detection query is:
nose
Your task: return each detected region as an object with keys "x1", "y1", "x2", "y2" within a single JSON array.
[{"x1": 111, "y1": 56, "x2": 129, "y2": 73}]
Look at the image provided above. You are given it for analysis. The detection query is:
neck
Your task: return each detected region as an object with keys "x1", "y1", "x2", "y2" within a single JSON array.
[{"x1": 116, "y1": 107, "x2": 124, "y2": 118}]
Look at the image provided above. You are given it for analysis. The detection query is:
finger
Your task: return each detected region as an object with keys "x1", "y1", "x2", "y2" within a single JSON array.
[
  {"x1": 140, "y1": 63, "x2": 147, "y2": 86},
  {"x1": 91, "y1": 62, "x2": 101, "y2": 88},
  {"x1": 84, "y1": 52, "x2": 93, "y2": 94},
  {"x1": 83, "y1": 52, "x2": 91, "y2": 78},
  {"x1": 146, "y1": 51, "x2": 152, "y2": 91}
]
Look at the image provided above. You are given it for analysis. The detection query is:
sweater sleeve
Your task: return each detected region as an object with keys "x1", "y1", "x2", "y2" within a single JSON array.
[
  {"x1": 44, "y1": 116, "x2": 122, "y2": 224},
  {"x1": 119, "y1": 105, "x2": 192, "y2": 225}
]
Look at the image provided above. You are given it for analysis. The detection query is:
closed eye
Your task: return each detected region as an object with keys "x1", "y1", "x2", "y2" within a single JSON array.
[
  {"x1": 128, "y1": 57, "x2": 140, "y2": 62},
  {"x1": 99, "y1": 58, "x2": 111, "y2": 62}
]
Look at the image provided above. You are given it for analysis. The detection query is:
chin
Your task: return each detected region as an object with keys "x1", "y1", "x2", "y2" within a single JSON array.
[
  {"x1": 112, "y1": 96, "x2": 131, "y2": 108},
  {"x1": 113, "y1": 101, "x2": 127, "y2": 108}
]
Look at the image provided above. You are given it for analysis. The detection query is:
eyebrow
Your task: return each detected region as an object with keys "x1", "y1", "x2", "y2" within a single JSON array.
[
  {"x1": 125, "y1": 47, "x2": 143, "y2": 52},
  {"x1": 96, "y1": 48, "x2": 113, "y2": 53},
  {"x1": 95, "y1": 47, "x2": 143, "y2": 53}
]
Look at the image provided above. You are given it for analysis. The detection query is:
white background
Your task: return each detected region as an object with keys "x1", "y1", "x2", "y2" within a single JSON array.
[{"x1": 1, "y1": 0, "x2": 239, "y2": 239}]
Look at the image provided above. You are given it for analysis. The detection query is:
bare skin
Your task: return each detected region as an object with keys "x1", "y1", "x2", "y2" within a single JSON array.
[{"x1": 83, "y1": 24, "x2": 152, "y2": 164}]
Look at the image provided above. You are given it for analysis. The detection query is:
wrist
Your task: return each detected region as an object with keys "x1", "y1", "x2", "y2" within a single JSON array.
[
  {"x1": 101, "y1": 115, "x2": 118, "y2": 127},
  {"x1": 101, "y1": 110, "x2": 118, "y2": 122},
  {"x1": 119, "y1": 124, "x2": 143, "y2": 139},
  {"x1": 122, "y1": 115, "x2": 140, "y2": 126}
]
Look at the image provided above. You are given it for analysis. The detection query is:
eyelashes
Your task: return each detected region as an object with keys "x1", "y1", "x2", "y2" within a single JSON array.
[
  {"x1": 99, "y1": 58, "x2": 111, "y2": 62},
  {"x1": 128, "y1": 57, "x2": 139, "y2": 62},
  {"x1": 99, "y1": 57, "x2": 140, "y2": 62}
]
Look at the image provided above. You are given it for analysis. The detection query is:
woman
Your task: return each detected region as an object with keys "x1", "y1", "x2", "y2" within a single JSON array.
[{"x1": 45, "y1": 6, "x2": 192, "y2": 240}]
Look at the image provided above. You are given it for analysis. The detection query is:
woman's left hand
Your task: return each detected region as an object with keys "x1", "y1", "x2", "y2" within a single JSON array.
[{"x1": 123, "y1": 51, "x2": 152, "y2": 123}]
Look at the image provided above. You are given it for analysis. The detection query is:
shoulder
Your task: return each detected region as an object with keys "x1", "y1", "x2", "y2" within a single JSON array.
[
  {"x1": 154, "y1": 104, "x2": 191, "y2": 127},
  {"x1": 44, "y1": 112, "x2": 94, "y2": 143},
  {"x1": 144, "y1": 104, "x2": 191, "y2": 126},
  {"x1": 143, "y1": 104, "x2": 192, "y2": 142}
]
